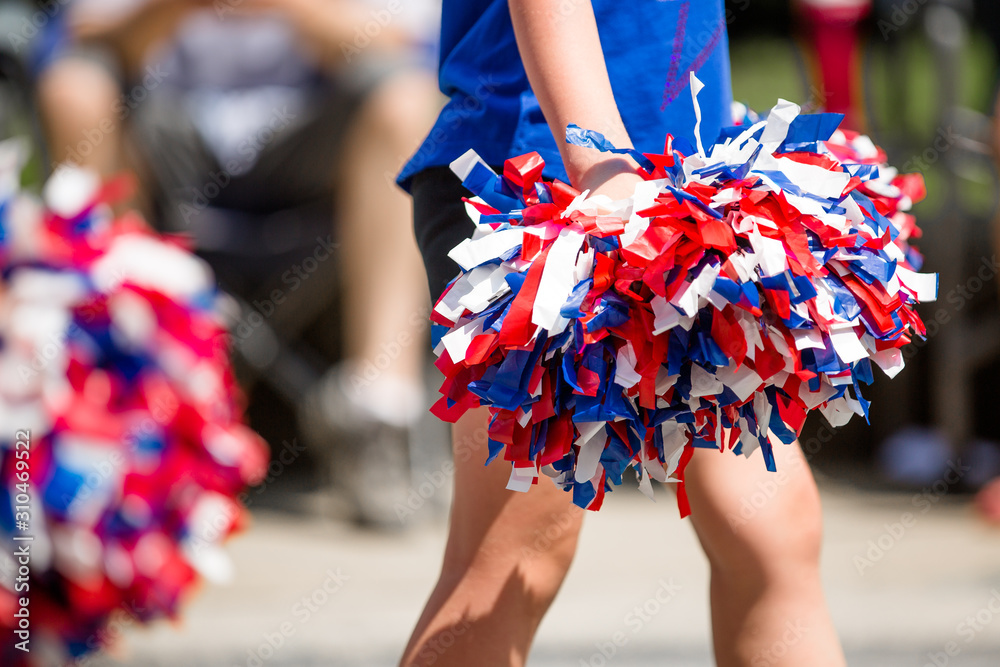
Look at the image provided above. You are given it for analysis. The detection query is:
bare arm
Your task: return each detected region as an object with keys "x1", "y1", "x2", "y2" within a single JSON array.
[
  {"x1": 70, "y1": 0, "x2": 212, "y2": 76},
  {"x1": 508, "y1": 0, "x2": 641, "y2": 197},
  {"x1": 236, "y1": 0, "x2": 411, "y2": 70},
  {"x1": 70, "y1": 0, "x2": 407, "y2": 76}
]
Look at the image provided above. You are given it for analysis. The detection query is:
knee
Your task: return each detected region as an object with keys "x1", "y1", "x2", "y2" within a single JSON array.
[
  {"x1": 513, "y1": 510, "x2": 582, "y2": 622},
  {"x1": 516, "y1": 507, "x2": 582, "y2": 600},
  {"x1": 445, "y1": 503, "x2": 583, "y2": 617},
  {"x1": 37, "y1": 58, "x2": 119, "y2": 131},
  {"x1": 37, "y1": 59, "x2": 121, "y2": 168},
  {"x1": 702, "y1": 465, "x2": 824, "y2": 581}
]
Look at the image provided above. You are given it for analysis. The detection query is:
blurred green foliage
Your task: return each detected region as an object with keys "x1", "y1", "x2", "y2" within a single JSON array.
[{"x1": 730, "y1": 29, "x2": 998, "y2": 221}]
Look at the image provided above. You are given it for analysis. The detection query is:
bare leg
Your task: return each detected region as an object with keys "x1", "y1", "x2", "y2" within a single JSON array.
[
  {"x1": 336, "y1": 71, "x2": 438, "y2": 420},
  {"x1": 400, "y1": 407, "x2": 584, "y2": 666},
  {"x1": 401, "y1": 413, "x2": 841, "y2": 666},
  {"x1": 685, "y1": 440, "x2": 845, "y2": 667},
  {"x1": 36, "y1": 57, "x2": 122, "y2": 175}
]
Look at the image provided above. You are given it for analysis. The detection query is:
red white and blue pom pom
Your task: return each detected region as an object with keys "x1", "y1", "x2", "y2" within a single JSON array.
[
  {"x1": 0, "y1": 142, "x2": 267, "y2": 663},
  {"x1": 429, "y1": 76, "x2": 936, "y2": 514}
]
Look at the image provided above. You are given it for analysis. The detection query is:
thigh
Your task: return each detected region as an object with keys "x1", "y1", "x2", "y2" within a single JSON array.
[{"x1": 416, "y1": 172, "x2": 583, "y2": 574}]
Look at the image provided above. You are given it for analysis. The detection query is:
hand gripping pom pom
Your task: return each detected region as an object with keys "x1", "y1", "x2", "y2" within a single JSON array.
[
  {"x1": 0, "y1": 147, "x2": 268, "y2": 664},
  {"x1": 430, "y1": 78, "x2": 936, "y2": 515}
]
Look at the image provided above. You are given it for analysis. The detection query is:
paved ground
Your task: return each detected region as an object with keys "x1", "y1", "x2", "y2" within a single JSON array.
[{"x1": 88, "y1": 480, "x2": 1000, "y2": 667}]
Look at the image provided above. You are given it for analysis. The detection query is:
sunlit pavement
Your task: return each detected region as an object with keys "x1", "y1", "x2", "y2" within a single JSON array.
[{"x1": 89, "y1": 481, "x2": 1000, "y2": 667}]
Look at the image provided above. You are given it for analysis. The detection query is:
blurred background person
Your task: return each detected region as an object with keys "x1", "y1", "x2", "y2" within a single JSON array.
[
  {"x1": 795, "y1": 0, "x2": 872, "y2": 130},
  {"x1": 725, "y1": 0, "x2": 1000, "y2": 503},
  {"x1": 31, "y1": 0, "x2": 443, "y2": 528}
]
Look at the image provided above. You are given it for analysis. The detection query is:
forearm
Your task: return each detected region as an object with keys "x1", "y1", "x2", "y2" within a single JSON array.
[
  {"x1": 298, "y1": 11, "x2": 411, "y2": 71},
  {"x1": 70, "y1": 1, "x2": 207, "y2": 76},
  {"x1": 508, "y1": 0, "x2": 636, "y2": 191},
  {"x1": 239, "y1": 0, "x2": 409, "y2": 71}
]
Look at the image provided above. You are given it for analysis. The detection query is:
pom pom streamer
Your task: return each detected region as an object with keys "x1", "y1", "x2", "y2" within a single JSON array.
[
  {"x1": 431, "y1": 79, "x2": 936, "y2": 515},
  {"x1": 0, "y1": 145, "x2": 267, "y2": 663}
]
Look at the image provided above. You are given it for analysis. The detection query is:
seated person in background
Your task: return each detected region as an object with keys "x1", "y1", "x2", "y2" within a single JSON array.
[{"x1": 35, "y1": 0, "x2": 442, "y2": 528}]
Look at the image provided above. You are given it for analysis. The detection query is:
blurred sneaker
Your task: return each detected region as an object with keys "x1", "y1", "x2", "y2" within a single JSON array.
[{"x1": 299, "y1": 364, "x2": 417, "y2": 530}]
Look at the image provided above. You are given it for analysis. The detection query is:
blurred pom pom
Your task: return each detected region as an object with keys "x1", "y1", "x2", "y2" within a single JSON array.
[
  {"x1": 431, "y1": 79, "x2": 936, "y2": 515},
  {"x1": 0, "y1": 150, "x2": 267, "y2": 664}
]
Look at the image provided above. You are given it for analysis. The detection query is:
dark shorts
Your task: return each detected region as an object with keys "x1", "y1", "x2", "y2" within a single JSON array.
[{"x1": 410, "y1": 166, "x2": 480, "y2": 304}]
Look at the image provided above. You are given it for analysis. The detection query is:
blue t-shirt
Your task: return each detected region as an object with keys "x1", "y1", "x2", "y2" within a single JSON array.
[{"x1": 398, "y1": 0, "x2": 732, "y2": 189}]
